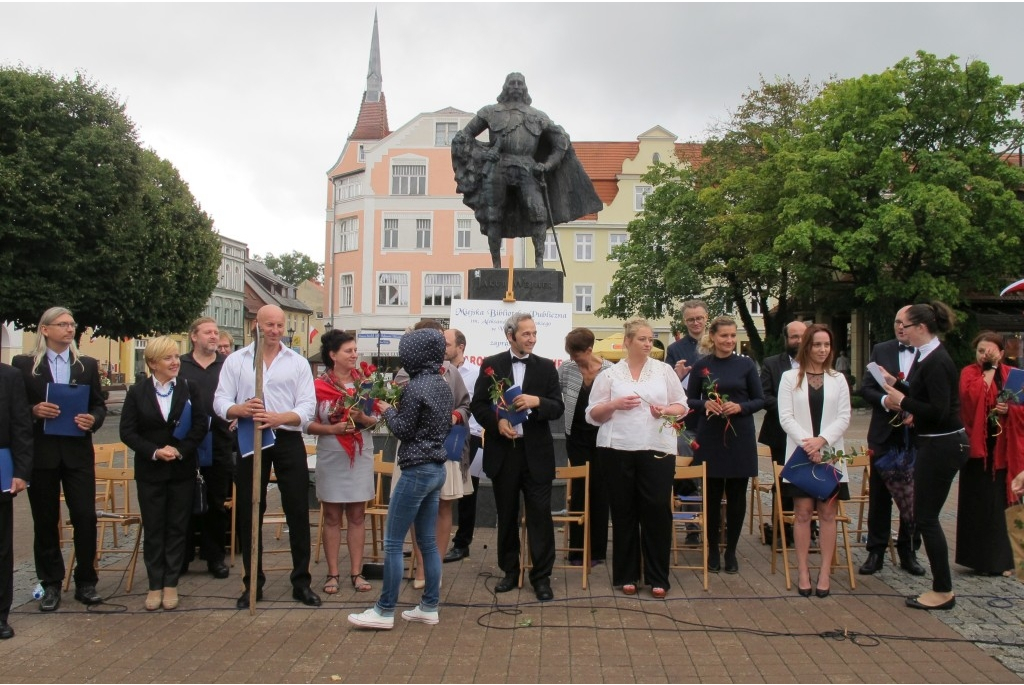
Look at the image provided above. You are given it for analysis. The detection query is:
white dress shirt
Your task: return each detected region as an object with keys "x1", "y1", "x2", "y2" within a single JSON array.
[{"x1": 214, "y1": 342, "x2": 316, "y2": 432}]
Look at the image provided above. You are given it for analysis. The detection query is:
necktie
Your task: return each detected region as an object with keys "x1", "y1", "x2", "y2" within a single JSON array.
[
  {"x1": 512, "y1": 356, "x2": 528, "y2": 364},
  {"x1": 899, "y1": 344, "x2": 915, "y2": 353}
]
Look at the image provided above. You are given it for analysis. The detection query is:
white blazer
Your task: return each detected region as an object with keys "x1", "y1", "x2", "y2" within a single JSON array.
[{"x1": 777, "y1": 368, "x2": 851, "y2": 482}]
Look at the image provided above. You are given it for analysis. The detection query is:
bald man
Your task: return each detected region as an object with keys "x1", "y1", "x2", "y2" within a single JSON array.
[{"x1": 214, "y1": 305, "x2": 320, "y2": 609}]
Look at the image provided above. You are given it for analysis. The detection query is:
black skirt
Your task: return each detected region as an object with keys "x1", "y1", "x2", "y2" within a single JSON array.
[
  {"x1": 955, "y1": 459, "x2": 1013, "y2": 575},
  {"x1": 781, "y1": 482, "x2": 850, "y2": 502}
]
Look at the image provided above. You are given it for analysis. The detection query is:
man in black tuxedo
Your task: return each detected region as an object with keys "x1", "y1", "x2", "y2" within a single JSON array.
[
  {"x1": 13, "y1": 307, "x2": 106, "y2": 611},
  {"x1": 471, "y1": 313, "x2": 564, "y2": 601},
  {"x1": 858, "y1": 305, "x2": 925, "y2": 576},
  {"x1": 757, "y1": 321, "x2": 806, "y2": 541},
  {"x1": 0, "y1": 363, "x2": 33, "y2": 638}
]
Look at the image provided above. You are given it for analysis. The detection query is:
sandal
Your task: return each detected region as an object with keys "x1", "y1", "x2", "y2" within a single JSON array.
[
  {"x1": 323, "y1": 575, "x2": 340, "y2": 595},
  {"x1": 351, "y1": 574, "x2": 372, "y2": 592}
]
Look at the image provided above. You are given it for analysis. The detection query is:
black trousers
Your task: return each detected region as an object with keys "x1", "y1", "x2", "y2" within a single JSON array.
[
  {"x1": 705, "y1": 477, "x2": 748, "y2": 556},
  {"x1": 28, "y1": 462, "x2": 97, "y2": 588},
  {"x1": 914, "y1": 431, "x2": 970, "y2": 593},
  {"x1": 0, "y1": 497, "x2": 12, "y2": 622},
  {"x1": 491, "y1": 442, "x2": 554, "y2": 585},
  {"x1": 452, "y1": 435, "x2": 483, "y2": 549},
  {"x1": 184, "y1": 458, "x2": 232, "y2": 566},
  {"x1": 566, "y1": 432, "x2": 609, "y2": 562},
  {"x1": 137, "y1": 477, "x2": 194, "y2": 590},
  {"x1": 601, "y1": 448, "x2": 674, "y2": 588},
  {"x1": 234, "y1": 431, "x2": 312, "y2": 591}
]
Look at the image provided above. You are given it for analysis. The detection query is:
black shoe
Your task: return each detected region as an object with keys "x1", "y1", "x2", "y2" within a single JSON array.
[
  {"x1": 533, "y1": 580, "x2": 554, "y2": 602},
  {"x1": 0, "y1": 622, "x2": 13, "y2": 639},
  {"x1": 684, "y1": 532, "x2": 701, "y2": 546},
  {"x1": 208, "y1": 560, "x2": 230, "y2": 579},
  {"x1": 905, "y1": 595, "x2": 955, "y2": 611},
  {"x1": 235, "y1": 588, "x2": 264, "y2": 609},
  {"x1": 39, "y1": 586, "x2": 60, "y2": 612},
  {"x1": 74, "y1": 585, "x2": 103, "y2": 606},
  {"x1": 899, "y1": 552, "x2": 927, "y2": 576},
  {"x1": 723, "y1": 550, "x2": 739, "y2": 574},
  {"x1": 858, "y1": 552, "x2": 884, "y2": 575},
  {"x1": 443, "y1": 546, "x2": 469, "y2": 563},
  {"x1": 494, "y1": 573, "x2": 518, "y2": 593},
  {"x1": 797, "y1": 586, "x2": 813, "y2": 597},
  {"x1": 708, "y1": 554, "x2": 721, "y2": 574},
  {"x1": 292, "y1": 586, "x2": 322, "y2": 607},
  {"x1": 815, "y1": 587, "x2": 830, "y2": 598}
]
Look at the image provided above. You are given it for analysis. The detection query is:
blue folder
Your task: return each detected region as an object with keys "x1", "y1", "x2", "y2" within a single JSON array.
[
  {"x1": 236, "y1": 418, "x2": 276, "y2": 458},
  {"x1": 172, "y1": 400, "x2": 192, "y2": 440},
  {"x1": 1005, "y1": 368, "x2": 1024, "y2": 401},
  {"x1": 498, "y1": 385, "x2": 530, "y2": 426},
  {"x1": 43, "y1": 383, "x2": 89, "y2": 437},
  {"x1": 444, "y1": 423, "x2": 469, "y2": 462},
  {"x1": 0, "y1": 448, "x2": 12, "y2": 492}
]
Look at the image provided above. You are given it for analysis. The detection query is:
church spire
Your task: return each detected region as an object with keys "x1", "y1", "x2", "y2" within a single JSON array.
[{"x1": 348, "y1": 10, "x2": 391, "y2": 141}]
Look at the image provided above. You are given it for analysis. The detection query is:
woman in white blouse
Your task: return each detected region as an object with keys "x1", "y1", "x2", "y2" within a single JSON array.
[
  {"x1": 777, "y1": 324, "x2": 851, "y2": 598},
  {"x1": 586, "y1": 319, "x2": 687, "y2": 598}
]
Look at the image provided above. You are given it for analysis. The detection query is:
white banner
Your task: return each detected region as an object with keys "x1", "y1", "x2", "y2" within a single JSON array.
[
  {"x1": 357, "y1": 329, "x2": 404, "y2": 356},
  {"x1": 448, "y1": 298, "x2": 573, "y2": 371}
]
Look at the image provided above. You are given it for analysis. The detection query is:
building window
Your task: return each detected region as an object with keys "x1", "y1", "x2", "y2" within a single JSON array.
[
  {"x1": 357, "y1": 144, "x2": 365, "y2": 162},
  {"x1": 544, "y1": 233, "x2": 558, "y2": 262},
  {"x1": 378, "y1": 272, "x2": 409, "y2": 306},
  {"x1": 334, "y1": 217, "x2": 358, "y2": 253},
  {"x1": 609, "y1": 233, "x2": 628, "y2": 260},
  {"x1": 424, "y1": 273, "x2": 462, "y2": 307},
  {"x1": 339, "y1": 274, "x2": 353, "y2": 308},
  {"x1": 416, "y1": 218, "x2": 431, "y2": 249},
  {"x1": 749, "y1": 295, "x2": 762, "y2": 315},
  {"x1": 334, "y1": 175, "x2": 362, "y2": 201},
  {"x1": 652, "y1": 152, "x2": 661, "y2": 163},
  {"x1": 457, "y1": 218, "x2": 472, "y2": 249},
  {"x1": 391, "y1": 164, "x2": 426, "y2": 195},
  {"x1": 635, "y1": 184, "x2": 654, "y2": 210},
  {"x1": 575, "y1": 233, "x2": 593, "y2": 262},
  {"x1": 435, "y1": 122, "x2": 458, "y2": 147},
  {"x1": 383, "y1": 218, "x2": 399, "y2": 249},
  {"x1": 574, "y1": 285, "x2": 594, "y2": 313}
]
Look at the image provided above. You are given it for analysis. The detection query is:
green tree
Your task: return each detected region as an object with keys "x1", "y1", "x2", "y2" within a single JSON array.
[
  {"x1": 257, "y1": 250, "x2": 323, "y2": 286},
  {"x1": 0, "y1": 67, "x2": 220, "y2": 340}
]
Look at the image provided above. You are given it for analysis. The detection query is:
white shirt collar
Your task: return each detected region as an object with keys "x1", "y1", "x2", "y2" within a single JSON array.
[{"x1": 917, "y1": 336, "x2": 941, "y2": 361}]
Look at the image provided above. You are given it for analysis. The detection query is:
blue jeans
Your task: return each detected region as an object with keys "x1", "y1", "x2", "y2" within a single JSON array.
[{"x1": 375, "y1": 461, "x2": 445, "y2": 616}]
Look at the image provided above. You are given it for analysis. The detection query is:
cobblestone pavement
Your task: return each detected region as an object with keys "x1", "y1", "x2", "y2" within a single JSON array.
[{"x1": 0, "y1": 408, "x2": 1019, "y2": 683}]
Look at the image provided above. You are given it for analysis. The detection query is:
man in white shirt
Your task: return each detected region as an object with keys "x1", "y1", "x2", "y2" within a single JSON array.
[
  {"x1": 214, "y1": 305, "x2": 320, "y2": 609},
  {"x1": 443, "y1": 328, "x2": 482, "y2": 563}
]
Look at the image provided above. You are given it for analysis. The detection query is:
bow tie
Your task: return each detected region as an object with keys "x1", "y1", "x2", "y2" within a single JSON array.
[
  {"x1": 512, "y1": 356, "x2": 529, "y2": 364},
  {"x1": 899, "y1": 344, "x2": 915, "y2": 353}
]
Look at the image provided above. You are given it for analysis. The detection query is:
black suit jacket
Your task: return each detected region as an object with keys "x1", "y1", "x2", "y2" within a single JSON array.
[
  {"x1": 470, "y1": 352, "x2": 564, "y2": 481},
  {"x1": 12, "y1": 354, "x2": 106, "y2": 470},
  {"x1": 0, "y1": 363, "x2": 34, "y2": 495},
  {"x1": 757, "y1": 352, "x2": 793, "y2": 455},
  {"x1": 859, "y1": 339, "x2": 912, "y2": 451},
  {"x1": 120, "y1": 377, "x2": 207, "y2": 482}
]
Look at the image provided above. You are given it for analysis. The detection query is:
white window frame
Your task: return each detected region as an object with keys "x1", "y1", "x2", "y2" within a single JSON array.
[
  {"x1": 609, "y1": 233, "x2": 628, "y2": 260},
  {"x1": 423, "y1": 273, "x2": 462, "y2": 307},
  {"x1": 391, "y1": 163, "x2": 426, "y2": 196},
  {"x1": 575, "y1": 233, "x2": 593, "y2": 262},
  {"x1": 544, "y1": 233, "x2": 558, "y2": 262},
  {"x1": 456, "y1": 217, "x2": 473, "y2": 250},
  {"x1": 574, "y1": 285, "x2": 594, "y2": 314},
  {"x1": 334, "y1": 175, "x2": 362, "y2": 202},
  {"x1": 635, "y1": 184, "x2": 654, "y2": 211},
  {"x1": 416, "y1": 218, "x2": 432, "y2": 250},
  {"x1": 435, "y1": 122, "x2": 458, "y2": 147},
  {"x1": 382, "y1": 218, "x2": 399, "y2": 250},
  {"x1": 334, "y1": 217, "x2": 358, "y2": 253},
  {"x1": 338, "y1": 273, "x2": 354, "y2": 308},
  {"x1": 749, "y1": 295, "x2": 762, "y2": 315},
  {"x1": 377, "y1": 272, "x2": 409, "y2": 307}
]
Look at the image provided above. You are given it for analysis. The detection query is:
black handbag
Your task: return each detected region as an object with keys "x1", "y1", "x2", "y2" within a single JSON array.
[{"x1": 193, "y1": 469, "x2": 208, "y2": 515}]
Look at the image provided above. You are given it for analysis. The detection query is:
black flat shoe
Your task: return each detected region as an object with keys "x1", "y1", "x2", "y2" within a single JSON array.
[
  {"x1": 533, "y1": 580, "x2": 553, "y2": 602},
  {"x1": 292, "y1": 586, "x2": 322, "y2": 607},
  {"x1": 39, "y1": 586, "x2": 60, "y2": 612},
  {"x1": 0, "y1": 621, "x2": 13, "y2": 639},
  {"x1": 443, "y1": 546, "x2": 469, "y2": 563},
  {"x1": 74, "y1": 585, "x2": 103, "y2": 606},
  {"x1": 494, "y1": 573, "x2": 518, "y2": 593},
  {"x1": 235, "y1": 588, "x2": 264, "y2": 609},
  {"x1": 905, "y1": 595, "x2": 955, "y2": 611},
  {"x1": 798, "y1": 586, "x2": 813, "y2": 597}
]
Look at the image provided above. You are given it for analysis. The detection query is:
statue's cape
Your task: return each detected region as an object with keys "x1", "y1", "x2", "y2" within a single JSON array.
[{"x1": 452, "y1": 134, "x2": 603, "y2": 235}]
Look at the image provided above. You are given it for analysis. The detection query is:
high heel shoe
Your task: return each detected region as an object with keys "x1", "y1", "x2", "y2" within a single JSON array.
[
  {"x1": 797, "y1": 586, "x2": 813, "y2": 597},
  {"x1": 815, "y1": 587, "x2": 830, "y2": 598}
]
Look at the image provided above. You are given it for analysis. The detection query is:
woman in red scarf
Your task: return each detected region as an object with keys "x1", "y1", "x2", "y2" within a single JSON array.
[
  {"x1": 307, "y1": 330, "x2": 379, "y2": 593},
  {"x1": 956, "y1": 331, "x2": 1022, "y2": 576}
]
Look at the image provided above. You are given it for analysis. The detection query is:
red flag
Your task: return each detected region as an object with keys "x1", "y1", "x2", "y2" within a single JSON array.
[{"x1": 309, "y1": 328, "x2": 319, "y2": 344}]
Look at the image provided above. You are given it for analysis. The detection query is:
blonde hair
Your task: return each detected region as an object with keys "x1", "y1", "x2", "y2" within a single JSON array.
[
  {"x1": 30, "y1": 307, "x2": 82, "y2": 375},
  {"x1": 623, "y1": 317, "x2": 652, "y2": 340},
  {"x1": 143, "y1": 336, "x2": 180, "y2": 371},
  {"x1": 700, "y1": 316, "x2": 736, "y2": 353}
]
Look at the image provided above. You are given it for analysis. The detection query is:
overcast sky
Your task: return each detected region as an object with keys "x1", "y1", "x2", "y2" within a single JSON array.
[{"x1": 1, "y1": 2, "x2": 1020, "y2": 260}]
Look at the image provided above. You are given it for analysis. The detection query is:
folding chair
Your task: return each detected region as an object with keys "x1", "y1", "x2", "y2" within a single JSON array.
[
  {"x1": 671, "y1": 460, "x2": 709, "y2": 590},
  {"x1": 748, "y1": 444, "x2": 774, "y2": 543},
  {"x1": 519, "y1": 463, "x2": 592, "y2": 589},
  {"x1": 844, "y1": 454, "x2": 897, "y2": 564}
]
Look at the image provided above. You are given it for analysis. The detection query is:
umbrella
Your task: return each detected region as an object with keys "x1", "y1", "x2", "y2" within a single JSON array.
[
  {"x1": 1001, "y1": 278, "x2": 1024, "y2": 296},
  {"x1": 592, "y1": 333, "x2": 665, "y2": 361}
]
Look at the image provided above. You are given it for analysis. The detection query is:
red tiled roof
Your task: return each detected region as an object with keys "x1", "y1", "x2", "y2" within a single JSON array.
[{"x1": 349, "y1": 92, "x2": 391, "y2": 141}]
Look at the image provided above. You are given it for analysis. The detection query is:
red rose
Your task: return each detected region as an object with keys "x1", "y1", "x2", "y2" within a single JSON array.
[
  {"x1": 896, "y1": 372, "x2": 905, "y2": 380},
  {"x1": 346, "y1": 387, "x2": 356, "y2": 396},
  {"x1": 368, "y1": 364, "x2": 377, "y2": 373},
  {"x1": 484, "y1": 367, "x2": 495, "y2": 377},
  {"x1": 702, "y1": 368, "x2": 711, "y2": 377},
  {"x1": 866, "y1": 449, "x2": 874, "y2": 458},
  {"x1": 360, "y1": 361, "x2": 369, "y2": 372},
  {"x1": 690, "y1": 440, "x2": 700, "y2": 451}
]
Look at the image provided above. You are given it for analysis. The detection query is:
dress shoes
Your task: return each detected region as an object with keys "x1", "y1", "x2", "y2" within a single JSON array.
[
  {"x1": 708, "y1": 554, "x2": 721, "y2": 574},
  {"x1": 443, "y1": 546, "x2": 470, "y2": 563},
  {"x1": 494, "y1": 573, "x2": 518, "y2": 593},
  {"x1": 906, "y1": 595, "x2": 956, "y2": 611},
  {"x1": 0, "y1": 622, "x2": 13, "y2": 639},
  {"x1": 39, "y1": 586, "x2": 61, "y2": 612},
  {"x1": 899, "y1": 552, "x2": 927, "y2": 576},
  {"x1": 235, "y1": 588, "x2": 264, "y2": 609},
  {"x1": 724, "y1": 550, "x2": 739, "y2": 574},
  {"x1": 74, "y1": 585, "x2": 103, "y2": 606},
  {"x1": 208, "y1": 560, "x2": 230, "y2": 579},
  {"x1": 533, "y1": 580, "x2": 554, "y2": 602},
  {"x1": 292, "y1": 586, "x2": 322, "y2": 607},
  {"x1": 858, "y1": 552, "x2": 884, "y2": 575}
]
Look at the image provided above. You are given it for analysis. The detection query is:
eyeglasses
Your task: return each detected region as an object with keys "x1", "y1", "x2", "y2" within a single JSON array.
[
  {"x1": 894, "y1": 320, "x2": 919, "y2": 328},
  {"x1": 684, "y1": 316, "x2": 707, "y2": 324},
  {"x1": 46, "y1": 322, "x2": 76, "y2": 329}
]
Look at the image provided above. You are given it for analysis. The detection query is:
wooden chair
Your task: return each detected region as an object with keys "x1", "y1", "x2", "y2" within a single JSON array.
[
  {"x1": 64, "y1": 466, "x2": 142, "y2": 592},
  {"x1": 518, "y1": 463, "x2": 592, "y2": 589},
  {"x1": 843, "y1": 454, "x2": 897, "y2": 564},
  {"x1": 770, "y1": 462, "x2": 856, "y2": 591},
  {"x1": 364, "y1": 452, "x2": 392, "y2": 564},
  {"x1": 748, "y1": 444, "x2": 774, "y2": 543},
  {"x1": 671, "y1": 459, "x2": 709, "y2": 590}
]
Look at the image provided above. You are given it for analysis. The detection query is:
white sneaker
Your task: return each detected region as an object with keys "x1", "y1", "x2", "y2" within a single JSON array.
[
  {"x1": 348, "y1": 607, "x2": 394, "y2": 630},
  {"x1": 401, "y1": 606, "x2": 439, "y2": 625}
]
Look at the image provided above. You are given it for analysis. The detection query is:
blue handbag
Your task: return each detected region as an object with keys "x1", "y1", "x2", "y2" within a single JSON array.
[{"x1": 779, "y1": 446, "x2": 842, "y2": 501}]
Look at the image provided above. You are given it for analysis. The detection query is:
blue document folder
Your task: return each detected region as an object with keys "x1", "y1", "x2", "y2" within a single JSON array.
[
  {"x1": 172, "y1": 400, "x2": 192, "y2": 440},
  {"x1": 1005, "y1": 368, "x2": 1024, "y2": 401},
  {"x1": 236, "y1": 418, "x2": 276, "y2": 458},
  {"x1": 444, "y1": 423, "x2": 469, "y2": 462},
  {"x1": 498, "y1": 385, "x2": 530, "y2": 426},
  {"x1": 0, "y1": 448, "x2": 12, "y2": 492},
  {"x1": 43, "y1": 383, "x2": 89, "y2": 437}
]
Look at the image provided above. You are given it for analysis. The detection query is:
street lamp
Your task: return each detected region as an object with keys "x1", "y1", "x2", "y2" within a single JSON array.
[
  {"x1": 324, "y1": 321, "x2": 333, "y2": 332},
  {"x1": 287, "y1": 328, "x2": 295, "y2": 349}
]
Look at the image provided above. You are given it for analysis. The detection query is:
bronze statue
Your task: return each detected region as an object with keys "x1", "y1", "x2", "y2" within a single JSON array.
[{"x1": 452, "y1": 73, "x2": 603, "y2": 269}]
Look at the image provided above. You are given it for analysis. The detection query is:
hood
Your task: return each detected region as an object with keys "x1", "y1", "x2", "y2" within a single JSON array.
[{"x1": 398, "y1": 328, "x2": 445, "y2": 379}]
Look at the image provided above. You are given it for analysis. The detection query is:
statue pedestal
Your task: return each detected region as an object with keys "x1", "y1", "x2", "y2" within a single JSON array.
[{"x1": 466, "y1": 268, "x2": 563, "y2": 304}]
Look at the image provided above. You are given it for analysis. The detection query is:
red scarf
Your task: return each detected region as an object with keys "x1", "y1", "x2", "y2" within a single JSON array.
[
  {"x1": 959, "y1": 363, "x2": 1024, "y2": 501},
  {"x1": 314, "y1": 371, "x2": 362, "y2": 467}
]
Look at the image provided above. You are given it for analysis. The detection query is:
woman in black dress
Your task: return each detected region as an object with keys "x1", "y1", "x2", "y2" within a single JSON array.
[
  {"x1": 883, "y1": 301, "x2": 969, "y2": 610},
  {"x1": 687, "y1": 316, "x2": 765, "y2": 573}
]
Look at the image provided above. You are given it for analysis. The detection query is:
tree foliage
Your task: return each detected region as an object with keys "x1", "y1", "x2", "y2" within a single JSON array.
[
  {"x1": 256, "y1": 250, "x2": 323, "y2": 286},
  {"x1": 0, "y1": 67, "x2": 221, "y2": 340}
]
